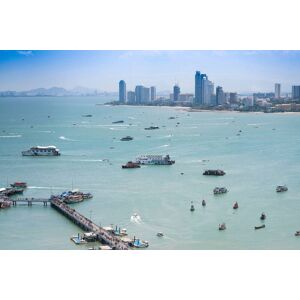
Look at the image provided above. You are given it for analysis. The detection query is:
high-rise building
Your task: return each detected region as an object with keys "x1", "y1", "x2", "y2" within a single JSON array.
[
  {"x1": 292, "y1": 86, "x2": 300, "y2": 100},
  {"x1": 275, "y1": 83, "x2": 281, "y2": 99},
  {"x1": 216, "y1": 86, "x2": 225, "y2": 105},
  {"x1": 127, "y1": 91, "x2": 135, "y2": 103},
  {"x1": 150, "y1": 86, "x2": 156, "y2": 101},
  {"x1": 229, "y1": 92, "x2": 238, "y2": 104},
  {"x1": 119, "y1": 80, "x2": 126, "y2": 103},
  {"x1": 203, "y1": 80, "x2": 214, "y2": 106},
  {"x1": 179, "y1": 93, "x2": 194, "y2": 102},
  {"x1": 194, "y1": 71, "x2": 202, "y2": 105},
  {"x1": 135, "y1": 85, "x2": 150, "y2": 103},
  {"x1": 173, "y1": 84, "x2": 180, "y2": 101}
]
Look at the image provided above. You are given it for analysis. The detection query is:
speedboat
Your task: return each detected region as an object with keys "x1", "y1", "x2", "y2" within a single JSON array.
[
  {"x1": 219, "y1": 223, "x2": 226, "y2": 231},
  {"x1": 276, "y1": 185, "x2": 288, "y2": 192}
]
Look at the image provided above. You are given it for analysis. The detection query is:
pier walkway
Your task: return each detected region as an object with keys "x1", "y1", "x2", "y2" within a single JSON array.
[
  {"x1": 51, "y1": 198, "x2": 129, "y2": 250},
  {"x1": 11, "y1": 198, "x2": 51, "y2": 206}
]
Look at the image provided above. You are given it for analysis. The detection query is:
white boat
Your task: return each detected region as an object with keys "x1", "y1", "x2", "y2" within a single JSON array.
[
  {"x1": 135, "y1": 154, "x2": 175, "y2": 165},
  {"x1": 22, "y1": 146, "x2": 60, "y2": 156}
]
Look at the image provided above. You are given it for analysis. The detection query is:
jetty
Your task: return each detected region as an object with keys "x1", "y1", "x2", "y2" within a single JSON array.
[
  {"x1": 51, "y1": 198, "x2": 129, "y2": 250},
  {"x1": 11, "y1": 198, "x2": 51, "y2": 206}
]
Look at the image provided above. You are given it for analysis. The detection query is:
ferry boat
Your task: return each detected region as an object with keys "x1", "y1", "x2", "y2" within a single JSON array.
[
  {"x1": 22, "y1": 146, "x2": 60, "y2": 156},
  {"x1": 135, "y1": 154, "x2": 175, "y2": 165}
]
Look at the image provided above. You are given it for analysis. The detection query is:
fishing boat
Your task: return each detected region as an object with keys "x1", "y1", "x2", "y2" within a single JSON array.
[
  {"x1": 276, "y1": 185, "x2": 288, "y2": 192},
  {"x1": 71, "y1": 234, "x2": 88, "y2": 245},
  {"x1": 120, "y1": 136, "x2": 133, "y2": 141},
  {"x1": 219, "y1": 223, "x2": 226, "y2": 231},
  {"x1": 255, "y1": 224, "x2": 266, "y2": 230},
  {"x1": 144, "y1": 126, "x2": 159, "y2": 130},
  {"x1": 22, "y1": 145, "x2": 60, "y2": 156},
  {"x1": 233, "y1": 202, "x2": 239, "y2": 209},
  {"x1": 203, "y1": 169, "x2": 226, "y2": 176},
  {"x1": 213, "y1": 187, "x2": 228, "y2": 195},
  {"x1": 10, "y1": 182, "x2": 27, "y2": 188},
  {"x1": 130, "y1": 239, "x2": 149, "y2": 248},
  {"x1": 122, "y1": 161, "x2": 141, "y2": 169}
]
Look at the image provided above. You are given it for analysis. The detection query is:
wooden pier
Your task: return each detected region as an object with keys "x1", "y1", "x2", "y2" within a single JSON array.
[
  {"x1": 11, "y1": 198, "x2": 51, "y2": 206},
  {"x1": 51, "y1": 198, "x2": 129, "y2": 250}
]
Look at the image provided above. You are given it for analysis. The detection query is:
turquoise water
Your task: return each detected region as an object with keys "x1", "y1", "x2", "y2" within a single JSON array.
[{"x1": 1, "y1": 96, "x2": 300, "y2": 249}]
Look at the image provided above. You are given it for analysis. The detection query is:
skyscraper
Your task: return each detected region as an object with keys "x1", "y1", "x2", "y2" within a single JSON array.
[
  {"x1": 203, "y1": 80, "x2": 214, "y2": 106},
  {"x1": 135, "y1": 85, "x2": 150, "y2": 103},
  {"x1": 127, "y1": 91, "x2": 135, "y2": 103},
  {"x1": 275, "y1": 83, "x2": 281, "y2": 99},
  {"x1": 292, "y1": 86, "x2": 300, "y2": 100},
  {"x1": 229, "y1": 92, "x2": 238, "y2": 104},
  {"x1": 216, "y1": 86, "x2": 225, "y2": 105},
  {"x1": 150, "y1": 86, "x2": 156, "y2": 101},
  {"x1": 119, "y1": 80, "x2": 126, "y2": 103},
  {"x1": 173, "y1": 84, "x2": 180, "y2": 101},
  {"x1": 194, "y1": 71, "x2": 201, "y2": 105}
]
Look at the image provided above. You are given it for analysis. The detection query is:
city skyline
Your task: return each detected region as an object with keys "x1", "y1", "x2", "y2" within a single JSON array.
[{"x1": 1, "y1": 50, "x2": 300, "y2": 93}]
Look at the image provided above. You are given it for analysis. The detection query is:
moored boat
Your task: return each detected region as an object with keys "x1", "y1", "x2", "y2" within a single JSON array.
[
  {"x1": 122, "y1": 161, "x2": 141, "y2": 169},
  {"x1": 10, "y1": 182, "x2": 27, "y2": 188}
]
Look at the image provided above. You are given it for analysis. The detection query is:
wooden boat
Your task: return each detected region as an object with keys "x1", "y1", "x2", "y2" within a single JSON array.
[{"x1": 255, "y1": 224, "x2": 266, "y2": 230}]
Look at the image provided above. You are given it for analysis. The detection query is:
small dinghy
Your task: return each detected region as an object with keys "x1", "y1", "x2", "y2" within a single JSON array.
[
  {"x1": 260, "y1": 213, "x2": 266, "y2": 220},
  {"x1": 255, "y1": 224, "x2": 266, "y2": 230},
  {"x1": 233, "y1": 202, "x2": 238, "y2": 209},
  {"x1": 190, "y1": 201, "x2": 195, "y2": 212},
  {"x1": 202, "y1": 199, "x2": 206, "y2": 207}
]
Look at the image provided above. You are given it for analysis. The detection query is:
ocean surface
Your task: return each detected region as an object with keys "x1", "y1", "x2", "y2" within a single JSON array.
[{"x1": 0, "y1": 96, "x2": 300, "y2": 250}]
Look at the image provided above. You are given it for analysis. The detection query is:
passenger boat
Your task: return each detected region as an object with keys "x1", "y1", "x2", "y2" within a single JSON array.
[
  {"x1": 276, "y1": 185, "x2": 288, "y2": 192},
  {"x1": 135, "y1": 154, "x2": 175, "y2": 165},
  {"x1": 255, "y1": 224, "x2": 266, "y2": 230},
  {"x1": 219, "y1": 223, "x2": 226, "y2": 231},
  {"x1": 120, "y1": 136, "x2": 134, "y2": 141},
  {"x1": 144, "y1": 126, "x2": 159, "y2": 130},
  {"x1": 22, "y1": 146, "x2": 60, "y2": 156},
  {"x1": 122, "y1": 161, "x2": 141, "y2": 169},
  {"x1": 203, "y1": 169, "x2": 225, "y2": 176},
  {"x1": 233, "y1": 202, "x2": 239, "y2": 209},
  {"x1": 213, "y1": 187, "x2": 228, "y2": 195}
]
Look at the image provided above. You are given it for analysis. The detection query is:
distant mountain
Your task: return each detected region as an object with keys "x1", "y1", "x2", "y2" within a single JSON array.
[{"x1": 0, "y1": 87, "x2": 114, "y2": 97}]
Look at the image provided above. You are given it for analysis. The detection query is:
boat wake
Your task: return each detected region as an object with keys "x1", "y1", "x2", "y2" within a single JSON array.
[
  {"x1": 59, "y1": 136, "x2": 77, "y2": 141},
  {"x1": 0, "y1": 135, "x2": 22, "y2": 138},
  {"x1": 157, "y1": 144, "x2": 170, "y2": 148},
  {"x1": 130, "y1": 213, "x2": 142, "y2": 224}
]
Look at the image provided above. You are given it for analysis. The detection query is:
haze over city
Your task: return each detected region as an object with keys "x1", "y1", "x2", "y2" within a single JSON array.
[{"x1": 1, "y1": 50, "x2": 300, "y2": 93}]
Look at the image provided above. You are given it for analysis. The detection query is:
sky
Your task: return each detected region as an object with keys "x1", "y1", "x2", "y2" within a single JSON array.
[{"x1": 0, "y1": 50, "x2": 300, "y2": 94}]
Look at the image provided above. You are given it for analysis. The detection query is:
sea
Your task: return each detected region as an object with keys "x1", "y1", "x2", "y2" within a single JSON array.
[{"x1": 0, "y1": 96, "x2": 300, "y2": 250}]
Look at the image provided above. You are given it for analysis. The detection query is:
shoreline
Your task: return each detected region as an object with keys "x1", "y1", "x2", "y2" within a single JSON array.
[{"x1": 103, "y1": 104, "x2": 300, "y2": 115}]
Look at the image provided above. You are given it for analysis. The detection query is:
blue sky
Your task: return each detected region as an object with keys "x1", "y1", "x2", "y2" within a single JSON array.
[{"x1": 0, "y1": 50, "x2": 300, "y2": 93}]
